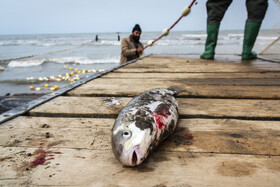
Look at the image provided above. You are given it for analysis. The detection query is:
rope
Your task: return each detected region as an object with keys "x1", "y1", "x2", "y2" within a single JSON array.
[
  {"x1": 259, "y1": 36, "x2": 280, "y2": 55},
  {"x1": 257, "y1": 57, "x2": 280, "y2": 64},
  {"x1": 143, "y1": 0, "x2": 197, "y2": 51}
]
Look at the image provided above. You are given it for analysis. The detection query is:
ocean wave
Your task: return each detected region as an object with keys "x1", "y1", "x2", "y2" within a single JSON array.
[
  {"x1": 0, "y1": 39, "x2": 64, "y2": 47},
  {"x1": 34, "y1": 40, "x2": 95, "y2": 47},
  {"x1": 0, "y1": 38, "x2": 119, "y2": 47},
  {"x1": 94, "y1": 40, "x2": 121, "y2": 46},
  {"x1": 0, "y1": 40, "x2": 38, "y2": 46},
  {"x1": 257, "y1": 36, "x2": 278, "y2": 40},
  {"x1": 8, "y1": 59, "x2": 45, "y2": 68},
  {"x1": 228, "y1": 34, "x2": 243, "y2": 37},
  {"x1": 7, "y1": 57, "x2": 119, "y2": 68},
  {"x1": 50, "y1": 57, "x2": 119, "y2": 64},
  {"x1": 181, "y1": 34, "x2": 207, "y2": 40},
  {"x1": 152, "y1": 39, "x2": 204, "y2": 46},
  {"x1": 218, "y1": 41, "x2": 242, "y2": 45},
  {"x1": 225, "y1": 34, "x2": 277, "y2": 41}
]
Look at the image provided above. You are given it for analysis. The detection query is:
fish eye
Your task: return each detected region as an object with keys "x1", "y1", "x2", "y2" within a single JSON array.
[{"x1": 122, "y1": 131, "x2": 132, "y2": 139}]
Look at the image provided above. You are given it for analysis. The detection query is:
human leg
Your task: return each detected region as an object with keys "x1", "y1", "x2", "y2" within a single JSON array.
[
  {"x1": 241, "y1": 0, "x2": 268, "y2": 60},
  {"x1": 201, "y1": 0, "x2": 232, "y2": 59}
]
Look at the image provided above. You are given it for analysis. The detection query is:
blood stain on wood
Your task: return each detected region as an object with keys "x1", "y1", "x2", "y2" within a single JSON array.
[
  {"x1": 30, "y1": 149, "x2": 62, "y2": 168},
  {"x1": 170, "y1": 127, "x2": 194, "y2": 146}
]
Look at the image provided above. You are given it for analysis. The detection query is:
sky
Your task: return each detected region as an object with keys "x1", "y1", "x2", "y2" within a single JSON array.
[{"x1": 0, "y1": 0, "x2": 279, "y2": 35}]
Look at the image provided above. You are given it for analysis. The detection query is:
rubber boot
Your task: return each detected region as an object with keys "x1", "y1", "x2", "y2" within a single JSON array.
[
  {"x1": 241, "y1": 21, "x2": 262, "y2": 60},
  {"x1": 200, "y1": 24, "x2": 220, "y2": 60}
]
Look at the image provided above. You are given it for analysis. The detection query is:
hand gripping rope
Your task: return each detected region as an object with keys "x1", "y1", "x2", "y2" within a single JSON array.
[{"x1": 143, "y1": 0, "x2": 197, "y2": 51}]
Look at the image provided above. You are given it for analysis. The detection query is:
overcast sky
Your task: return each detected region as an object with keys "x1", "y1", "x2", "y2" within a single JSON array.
[{"x1": 0, "y1": 0, "x2": 279, "y2": 35}]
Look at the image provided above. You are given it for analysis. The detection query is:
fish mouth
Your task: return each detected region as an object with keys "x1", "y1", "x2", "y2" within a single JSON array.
[
  {"x1": 129, "y1": 145, "x2": 142, "y2": 166},
  {"x1": 132, "y1": 151, "x2": 138, "y2": 166}
]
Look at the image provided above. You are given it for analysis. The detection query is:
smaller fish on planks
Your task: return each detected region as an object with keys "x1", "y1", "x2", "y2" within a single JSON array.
[{"x1": 111, "y1": 88, "x2": 181, "y2": 166}]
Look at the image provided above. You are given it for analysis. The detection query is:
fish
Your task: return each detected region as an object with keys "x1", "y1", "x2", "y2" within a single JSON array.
[{"x1": 111, "y1": 88, "x2": 180, "y2": 166}]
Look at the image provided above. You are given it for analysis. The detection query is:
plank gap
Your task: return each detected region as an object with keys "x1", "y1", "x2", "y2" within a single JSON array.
[
  {"x1": 65, "y1": 93, "x2": 280, "y2": 100},
  {"x1": 180, "y1": 115, "x2": 280, "y2": 121},
  {"x1": 26, "y1": 112, "x2": 118, "y2": 119},
  {"x1": 26, "y1": 111, "x2": 280, "y2": 122},
  {"x1": 1, "y1": 145, "x2": 279, "y2": 157}
]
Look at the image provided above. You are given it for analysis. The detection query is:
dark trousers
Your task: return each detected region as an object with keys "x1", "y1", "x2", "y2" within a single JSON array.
[{"x1": 206, "y1": 0, "x2": 268, "y2": 24}]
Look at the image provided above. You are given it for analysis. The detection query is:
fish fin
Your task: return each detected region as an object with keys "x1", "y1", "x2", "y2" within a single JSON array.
[{"x1": 167, "y1": 86, "x2": 185, "y2": 95}]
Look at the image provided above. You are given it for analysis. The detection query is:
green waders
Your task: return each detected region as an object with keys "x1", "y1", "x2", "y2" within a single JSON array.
[
  {"x1": 200, "y1": 24, "x2": 220, "y2": 60},
  {"x1": 241, "y1": 21, "x2": 262, "y2": 60},
  {"x1": 201, "y1": 0, "x2": 268, "y2": 60},
  {"x1": 201, "y1": 0, "x2": 232, "y2": 60}
]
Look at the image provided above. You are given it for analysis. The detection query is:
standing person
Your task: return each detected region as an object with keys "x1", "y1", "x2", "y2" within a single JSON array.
[
  {"x1": 201, "y1": 0, "x2": 268, "y2": 60},
  {"x1": 120, "y1": 24, "x2": 144, "y2": 64},
  {"x1": 118, "y1": 34, "x2": 120, "y2": 41},
  {"x1": 95, "y1": 35, "x2": 98, "y2": 42}
]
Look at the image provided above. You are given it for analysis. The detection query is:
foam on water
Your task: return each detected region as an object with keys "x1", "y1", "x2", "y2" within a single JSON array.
[
  {"x1": 149, "y1": 39, "x2": 204, "y2": 46},
  {"x1": 7, "y1": 57, "x2": 119, "y2": 68},
  {"x1": 0, "y1": 40, "x2": 39, "y2": 46},
  {"x1": 257, "y1": 36, "x2": 279, "y2": 40},
  {"x1": 95, "y1": 40, "x2": 121, "y2": 46},
  {"x1": 50, "y1": 57, "x2": 119, "y2": 64},
  {"x1": 8, "y1": 59, "x2": 45, "y2": 68},
  {"x1": 0, "y1": 40, "x2": 96, "y2": 47},
  {"x1": 181, "y1": 34, "x2": 207, "y2": 40}
]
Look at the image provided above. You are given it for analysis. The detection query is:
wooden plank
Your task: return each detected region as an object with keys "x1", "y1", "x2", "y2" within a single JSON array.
[
  {"x1": 115, "y1": 66, "x2": 279, "y2": 73},
  {"x1": 103, "y1": 72, "x2": 280, "y2": 79},
  {"x1": 166, "y1": 54, "x2": 280, "y2": 63},
  {"x1": 114, "y1": 57, "x2": 280, "y2": 73},
  {"x1": 71, "y1": 78, "x2": 280, "y2": 86},
  {"x1": 1, "y1": 146, "x2": 280, "y2": 186},
  {"x1": 29, "y1": 96, "x2": 129, "y2": 118},
  {"x1": 29, "y1": 96, "x2": 280, "y2": 119},
  {"x1": 1, "y1": 117, "x2": 280, "y2": 156},
  {"x1": 148, "y1": 55, "x2": 280, "y2": 70},
  {"x1": 118, "y1": 58, "x2": 256, "y2": 73},
  {"x1": 0, "y1": 117, "x2": 113, "y2": 150},
  {"x1": 68, "y1": 84, "x2": 280, "y2": 99}
]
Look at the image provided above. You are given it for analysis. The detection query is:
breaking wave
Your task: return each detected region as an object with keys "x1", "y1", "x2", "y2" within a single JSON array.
[
  {"x1": 0, "y1": 38, "x2": 120, "y2": 47},
  {"x1": 8, "y1": 57, "x2": 119, "y2": 68}
]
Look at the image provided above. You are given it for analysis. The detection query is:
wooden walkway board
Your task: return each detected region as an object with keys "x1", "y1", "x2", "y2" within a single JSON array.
[
  {"x1": 1, "y1": 55, "x2": 280, "y2": 186},
  {"x1": 30, "y1": 96, "x2": 280, "y2": 119},
  {"x1": 1, "y1": 147, "x2": 280, "y2": 186},
  {"x1": 68, "y1": 80, "x2": 280, "y2": 99},
  {"x1": 103, "y1": 72, "x2": 280, "y2": 79},
  {"x1": 67, "y1": 60, "x2": 280, "y2": 98},
  {"x1": 113, "y1": 56, "x2": 280, "y2": 72},
  {"x1": 71, "y1": 77, "x2": 280, "y2": 86},
  {"x1": 1, "y1": 117, "x2": 280, "y2": 155},
  {"x1": 1, "y1": 117, "x2": 280, "y2": 186}
]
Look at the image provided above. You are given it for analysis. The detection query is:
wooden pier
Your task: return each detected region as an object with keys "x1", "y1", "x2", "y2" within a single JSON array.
[{"x1": 1, "y1": 55, "x2": 280, "y2": 186}]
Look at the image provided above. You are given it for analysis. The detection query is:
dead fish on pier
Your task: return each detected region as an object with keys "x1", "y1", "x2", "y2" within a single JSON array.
[{"x1": 111, "y1": 88, "x2": 180, "y2": 166}]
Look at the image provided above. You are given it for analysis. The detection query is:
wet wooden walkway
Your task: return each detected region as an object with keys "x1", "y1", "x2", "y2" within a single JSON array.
[{"x1": 1, "y1": 55, "x2": 280, "y2": 186}]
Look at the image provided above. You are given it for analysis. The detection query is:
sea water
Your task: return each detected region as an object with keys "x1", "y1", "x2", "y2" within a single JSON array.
[{"x1": 0, "y1": 30, "x2": 278, "y2": 96}]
